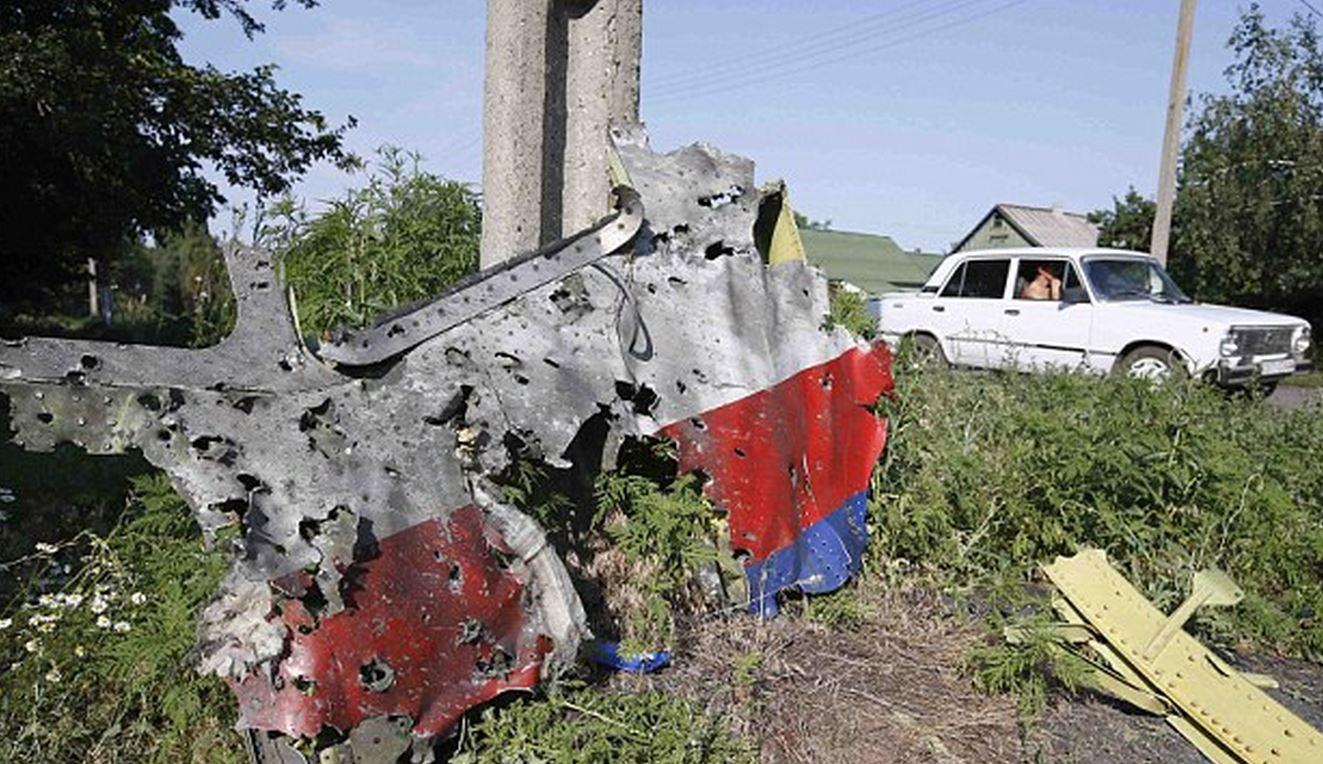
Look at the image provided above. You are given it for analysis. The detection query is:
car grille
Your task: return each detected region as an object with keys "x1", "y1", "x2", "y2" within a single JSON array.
[{"x1": 1232, "y1": 327, "x2": 1294, "y2": 356}]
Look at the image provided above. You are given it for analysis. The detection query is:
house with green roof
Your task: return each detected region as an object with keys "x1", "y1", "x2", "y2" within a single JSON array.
[{"x1": 800, "y1": 228, "x2": 944, "y2": 296}]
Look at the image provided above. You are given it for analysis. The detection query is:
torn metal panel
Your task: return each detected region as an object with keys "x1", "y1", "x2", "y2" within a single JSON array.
[
  {"x1": 232, "y1": 506, "x2": 550, "y2": 738},
  {"x1": 0, "y1": 126, "x2": 893, "y2": 757},
  {"x1": 660, "y1": 346, "x2": 890, "y2": 616},
  {"x1": 318, "y1": 187, "x2": 644, "y2": 367},
  {"x1": 0, "y1": 244, "x2": 340, "y2": 392},
  {"x1": 1041, "y1": 549, "x2": 1323, "y2": 763}
]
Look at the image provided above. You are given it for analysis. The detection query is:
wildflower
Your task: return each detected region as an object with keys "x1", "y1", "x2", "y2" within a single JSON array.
[
  {"x1": 90, "y1": 597, "x2": 108, "y2": 614},
  {"x1": 129, "y1": 592, "x2": 147, "y2": 606},
  {"x1": 62, "y1": 593, "x2": 84, "y2": 609},
  {"x1": 0, "y1": 618, "x2": 11, "y2": 630},
  {"x1": 112, "y1": 621, "x2": 131, "y2": 633},
  {"x1": 96, "y1": 615, "x2": 112, "y2": 629},
  {"x1": 23, "y1": 638, "x2": 39, "y2": 653},
  {"x1": 34, "y1": 542, "x2": 58, "y2": 554},
  {"x1": 74, "y1": 645, "x2": 86, "y2": 658},
  {"x1": 37, "y1": 594, "x2": 58, "y2": 608},
  {"x1": 45, "y1": 667, "x2": 61, "y2": 684}
]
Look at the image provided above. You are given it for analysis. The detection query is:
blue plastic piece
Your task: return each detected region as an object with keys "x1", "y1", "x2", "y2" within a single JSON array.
[
  {"x1": 586, "y1": 641, "x2": 672, "y2": 673},
  {"x1": 744, "y1": 490, "x2": 869, "y2": 618}
]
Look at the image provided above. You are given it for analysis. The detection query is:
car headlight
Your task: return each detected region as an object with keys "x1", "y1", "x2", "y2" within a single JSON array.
[
  {"x1": 1219, "y1": 333, "x2": 1240, "y2": 357},
  {"x1": 1295, "y1": 326, "x2": 1313, "y2": 355}
]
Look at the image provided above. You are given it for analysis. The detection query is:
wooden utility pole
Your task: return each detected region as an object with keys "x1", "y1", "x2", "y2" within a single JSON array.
[
  {"x1": 480, "y1": 0, "x2": 643, "y2": 267},
  {"x1": 1151, "y1": 0, "x2": 1197, "y2": 265}
]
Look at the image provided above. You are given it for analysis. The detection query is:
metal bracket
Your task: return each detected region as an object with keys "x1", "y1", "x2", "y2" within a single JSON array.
[{"x1": 318, "y1": 186, "x2": 643, "y2": 367}]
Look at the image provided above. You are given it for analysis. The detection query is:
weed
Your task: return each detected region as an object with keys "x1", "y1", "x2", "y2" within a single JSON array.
[
  {"x1": 450, "y1": 683, "x2": 754, "y2": 764},
  {"x1": 594, "y1": 468, "x2": 722, "y2": 651},
  {"x1": 968, "y1": 614, "x2": 1092, "y2": 720},
  {"x1": 0, "y1": 474, "x2": 239, "y2": 763},
  {"x1": 730, "y1": 652, "x2": 764, "y2": 687},
  {"x1": 802, "y1": 581, "x2": 877, "y2": 630},
  {"x1": 825, "y1": 286, "x2": 876, "y2": 339},
  {"x1": 875, "y1": 364, "x2": 1323, "y2": 659},
  {"x1": 260, "y1": 146, "x2": 480, "y2": 337}
]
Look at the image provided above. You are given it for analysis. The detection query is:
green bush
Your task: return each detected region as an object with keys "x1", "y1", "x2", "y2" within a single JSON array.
[
  {"x1": 873, "y1": 366, "x2": 1323, "y2": 658},
  {"x1": 825, "y1": 286, "x2": 875, "y2": 339},
  {"x1": 451, "y1": 684, "x2": 753, "y2": 764},
  {"x1": 0, "y1": 474, "x2": 239, "y2": 763},
  {"x1": 260, "y1": 145, "x2": 481, "y2": 337}
]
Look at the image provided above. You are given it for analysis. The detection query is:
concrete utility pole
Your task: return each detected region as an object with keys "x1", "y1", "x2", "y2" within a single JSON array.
[
  {"x1": 1151, "y1": 0, "x2": 1197, "y2": 266},
  {"x1": 480, "y1": 0, "x2": 643, "y2": 267}
]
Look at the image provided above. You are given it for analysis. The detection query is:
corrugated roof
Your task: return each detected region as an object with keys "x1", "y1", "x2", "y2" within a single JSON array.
[
  {"x1": 801, "y1": 229, "x2": 943, "y2": 295},
  {"x1": 997, "y1": 204, "x2": 1099, "y2": 248}
]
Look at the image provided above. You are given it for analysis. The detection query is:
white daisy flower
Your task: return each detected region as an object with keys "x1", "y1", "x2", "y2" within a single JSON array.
[
  {"x1": 96, "y1": 615, "x2": 112, "y2": 629},
  {"x1": 112, "y1": 621, "x2": 131, "y2": 633}
]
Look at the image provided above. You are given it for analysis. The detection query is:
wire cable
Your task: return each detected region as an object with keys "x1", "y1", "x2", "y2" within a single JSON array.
[
  {"x1": 645, "y1": 0, "x2": 948, "y2": 90},
  {"x1": 648, "y1": 0, "x2": 1033, "y2": 105},
  {"x1": 647, "y1": 0, "x2": 989, "y2": 100}
]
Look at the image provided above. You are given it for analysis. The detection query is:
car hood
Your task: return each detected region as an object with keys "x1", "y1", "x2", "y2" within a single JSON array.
[{"x1": 1103, "y1": 301, "x2": 1307, "y2": 328}]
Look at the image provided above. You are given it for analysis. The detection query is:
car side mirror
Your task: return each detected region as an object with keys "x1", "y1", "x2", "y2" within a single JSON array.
[{"x1": 1061, "y1": 286, "x2": 1089, "y2": 305}]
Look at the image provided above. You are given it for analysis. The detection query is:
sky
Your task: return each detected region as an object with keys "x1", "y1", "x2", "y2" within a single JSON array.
[{"x1": 176, "y1": 1, "x2": 1315, "y2": 252}]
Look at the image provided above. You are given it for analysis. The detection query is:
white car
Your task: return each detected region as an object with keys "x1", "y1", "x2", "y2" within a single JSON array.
[{"x1": 874, "y1": 247, "x2": 1314, "y2": 389}]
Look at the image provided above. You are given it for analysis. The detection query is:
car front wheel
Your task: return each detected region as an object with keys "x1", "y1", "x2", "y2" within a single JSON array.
[
  {"x1": 901, "y1": 333, "x2": 948, "y2": 368},
  {"x1": 1116, "y1": 345, "x2": 1187, "y2": 382}
]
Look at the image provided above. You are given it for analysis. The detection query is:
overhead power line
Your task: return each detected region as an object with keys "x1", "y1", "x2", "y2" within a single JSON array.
[
  {"x1": 647, "y1": 0, "x2": 1034, "y2": 105},
  {"x1": 1298, "y1": 0, "x2": 1323, "y2": 19},
  {"x1": 645, "y1": 0, "x2": 949, "y2": 90},
  {"x1": 647, "y1": 0, "x2": 989, "y2": 100}
]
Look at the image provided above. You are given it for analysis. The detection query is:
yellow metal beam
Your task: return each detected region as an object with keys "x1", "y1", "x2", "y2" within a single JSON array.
[{"x1": 1044, "y1": 549, "x2": 1323, "y2": 764}]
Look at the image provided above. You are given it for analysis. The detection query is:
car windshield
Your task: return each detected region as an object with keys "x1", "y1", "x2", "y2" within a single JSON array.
[{"x1": 1082, "y1": 258, "x2": 1191, "y2": 303}]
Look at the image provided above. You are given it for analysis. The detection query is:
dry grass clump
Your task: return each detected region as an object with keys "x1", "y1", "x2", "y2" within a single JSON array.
[{"x1": 627, "y1": 580, "x2": 1023, "y2": 764}]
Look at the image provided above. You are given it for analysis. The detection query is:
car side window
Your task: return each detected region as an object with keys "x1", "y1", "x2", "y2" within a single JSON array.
[
  {"x1": 940, "y1": 263, "x2": 967, "y2": 297},
  {"x1": 1014, "y1": 259, "x2": 1079, "y2": 301},
  {"x1": 951, "y1": 259, "x2": 1010, "y2": 299}
]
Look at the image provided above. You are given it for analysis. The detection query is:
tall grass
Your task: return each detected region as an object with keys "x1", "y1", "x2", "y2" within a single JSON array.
[
  {"x1": 260, "y1": 146, "x2": 481, "y2": 337},
  {"x1": 874, "y1": 363, "x2": 1323, "y2": 658}
]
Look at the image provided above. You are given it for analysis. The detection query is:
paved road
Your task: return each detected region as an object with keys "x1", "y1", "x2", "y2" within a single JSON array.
[{"x1": 1269, "y1": 384, "x2": 1322, "y2": 411}]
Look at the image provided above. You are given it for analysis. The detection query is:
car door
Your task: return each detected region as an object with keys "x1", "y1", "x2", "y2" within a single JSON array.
[
  {"x1": 935, "y1": 257, "x2": 1012, "y2": 368},
  {"x1": 999, "y1": 257, "x2": 1096, "y2": 371}
]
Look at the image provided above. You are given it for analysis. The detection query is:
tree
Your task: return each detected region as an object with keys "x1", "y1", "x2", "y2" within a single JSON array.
[
  {"x1": 1169, "y1": 5, "x2": 1323, "y2": 319},
  {"x1": 793, "y1": 211, "x2": 833, "y2": 231},
  {"x1": 259, "y1": 147, "x2": 482, "y2": 337},
  {"x1": 1091, "y1": 6, "x2": 1323, "y2": 326},
  {"x1": 1089, "y1": 188, "x2": 1156, "y2": 252},
  {"x1": 0, "y1": 0, "x2": 355, "y2": 316}
]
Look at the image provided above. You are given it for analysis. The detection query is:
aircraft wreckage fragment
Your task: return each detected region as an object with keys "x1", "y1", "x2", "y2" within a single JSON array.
[{"x1": 0, "y1": 132, "x2": 893, "y2": 757}]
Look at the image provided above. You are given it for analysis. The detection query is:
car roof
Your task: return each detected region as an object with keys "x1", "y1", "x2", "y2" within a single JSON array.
[{"x1": 950, "y1": 247, "x2": 1153, "y2": 260}]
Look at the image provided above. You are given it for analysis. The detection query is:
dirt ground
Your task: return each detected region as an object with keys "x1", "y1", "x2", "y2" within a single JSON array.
[
  {"x1": 1034, "y1": 653, "x2": 1323, "y2": 764},
  {"x1": 617, "y1": 582, "x2": 1323, "y2": 763},
  {"x1": 1268, "y1": 383, "x2": 1322, "y2": 411}
]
